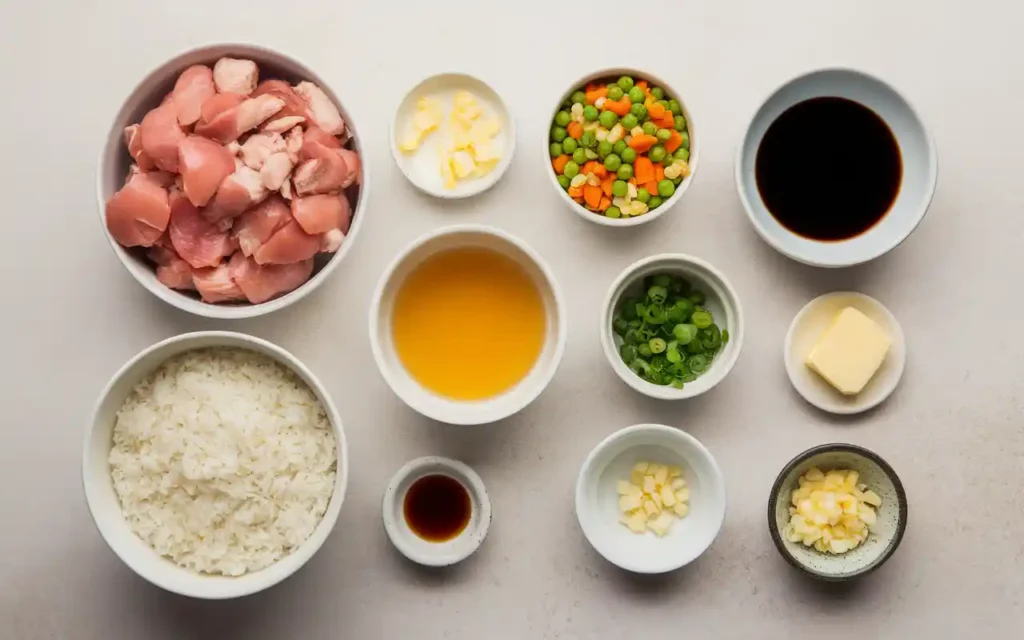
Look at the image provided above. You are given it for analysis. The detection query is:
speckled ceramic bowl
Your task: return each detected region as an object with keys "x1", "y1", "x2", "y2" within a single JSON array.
[{"x1": 768, "y1": 444, "x2": 907, "y2": 581}]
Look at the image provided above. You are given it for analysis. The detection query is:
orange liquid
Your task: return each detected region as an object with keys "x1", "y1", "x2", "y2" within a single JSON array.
[{"x1": 392, "y1": 247, "x2": 546, "y2": 400}]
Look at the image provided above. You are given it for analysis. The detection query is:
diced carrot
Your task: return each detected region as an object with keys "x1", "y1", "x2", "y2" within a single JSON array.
[
  {"x1": 552, "y1": 155, "x2": 569, "y2": 174},
  {"x1": 634, "y1": 156, "x2": 654, "y2": 184},
  {"x1": 573, "y1": 196, "x2": 584, "y2": 203},
  {"x1": 628, "y1": 178, "x2": 637, "y2": 186},
  {"x1": 648, "y1": 102, "x2": 667, "y2": 119},
  {"x1": 583, "y1": 184, "x2": 603, "y2": 209},
  {"x1": 601, "y1": 175, "x2": 614, "y2": 197},
  {"x1": 605, "y1": 97, "x2": 631, "y2": 117},
  {"x1": 636, "y1": 80, "x2": 648, "y2": 91},
  {"x1": 653, "y1": 112, "x2": 675, "y2": 129},
  {"x1": 655, "y1": 163, "x2": 665, "y2": 182},
  {"x1": 566, "y1": 121, "x2": 583, "y2": 139},
  {"x1": 598, "y1": 196, "x2": 611, "y2": 212},
  {"x1": 665, "y1": 130, "x2": 683, "y2": 154},
  {"x1": 568, "y1": 185, "x2": 584, "y2": 198},
  {"x1": 585, "y1": 86, "x2": 608, "y2": 104},
  {"x1": 629, "y1": 135, "x2": 658, "y2": 154},
  {"x1": 592, "y1": 163, "x2": 608, "y2": 178},
  {"x1": 644, "y1": 181, "x2": 659, "y2": 195}
]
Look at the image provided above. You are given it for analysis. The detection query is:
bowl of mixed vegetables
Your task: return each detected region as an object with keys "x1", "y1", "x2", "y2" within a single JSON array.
[
  {"x1": 546, "y1": 69, "x2": 697, "y2": 226},
  {"x1": 601, "y1": 254, "x2": 743, "y2": 399}
]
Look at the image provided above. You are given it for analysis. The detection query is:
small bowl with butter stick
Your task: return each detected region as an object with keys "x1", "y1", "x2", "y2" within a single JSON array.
[{"x1": 784, "y1": 292, "x2": 905, "y2": 414}]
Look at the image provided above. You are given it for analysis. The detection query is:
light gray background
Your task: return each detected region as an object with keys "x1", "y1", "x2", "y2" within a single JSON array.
[{"x1": 2, "y1": 1, "x2": 1021, "y2": 638}]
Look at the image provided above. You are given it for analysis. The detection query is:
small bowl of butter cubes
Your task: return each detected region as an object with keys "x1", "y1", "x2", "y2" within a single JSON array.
[
  {"x1": 391, "y1": 73, "x2": 515, "y2": 198},
  {"x1": 575, "y1": 423, "x2": 726, "y2": 574}
]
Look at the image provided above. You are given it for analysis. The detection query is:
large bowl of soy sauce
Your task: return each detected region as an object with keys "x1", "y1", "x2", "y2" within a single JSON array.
[{"x1": 735, "y1": 68, "x2": 937, "y2": 267}]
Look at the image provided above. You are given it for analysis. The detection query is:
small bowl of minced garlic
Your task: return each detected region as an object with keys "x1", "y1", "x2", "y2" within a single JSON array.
[{"x1": 768, "y1": 443, "x2": 907, "y2": 581}]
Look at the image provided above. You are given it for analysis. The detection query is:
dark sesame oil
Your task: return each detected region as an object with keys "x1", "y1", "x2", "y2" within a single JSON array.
[{"x1": 403, "y1": 474, "x2": 471, "y2": 542}]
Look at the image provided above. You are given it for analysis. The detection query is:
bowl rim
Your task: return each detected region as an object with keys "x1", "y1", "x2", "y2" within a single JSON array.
[
  {"x1": 81, "y1": 330, "x2": 349, "y2": 598},
  {"x1": 766, "y1": 442, "x2": 908, "y2": 581},
  {"x1": 733, "y1": 66, "x2": 938, "y2": 267},
  {"x1": 544, "y1": 67, "x2": 700, "y2": 227},
  {"x1": 574, "y1": 423, "x2": 727, "y2": 573},
  {"x1": 368, "y1": 223, "x2": 567, "y2": 425},
  {"x1": 600, "y1": 253, "x2": 744, "y2": 400},
  {"x1": 95, "y1": 42, "x2": 369, "y2": 319},
  {"x1": 387, "y1": 71, "x2": 516, "y2": 200}
]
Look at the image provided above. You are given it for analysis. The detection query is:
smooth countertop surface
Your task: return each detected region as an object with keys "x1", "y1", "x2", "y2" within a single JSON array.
[{"x1": 2, "y1": 1, "x2": 1022, "y2": 638}]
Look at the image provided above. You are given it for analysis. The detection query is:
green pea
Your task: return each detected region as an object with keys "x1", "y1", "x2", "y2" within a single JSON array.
[
  {"x1": 580, "y1": 131, "x2": 597, "y2": 148},
  {"x1": 657, "y1": 99, "x2": 670, "y2": 111},
  {"x1": 549, "y1": 142, "x2": 563, "y2": 157},
  {"x1": 648, "y1": 145, "x2": 666, "y2": 163},
  {"x1": 597, "y1": 140, "x2": 613, "y2": 159},
  {"x1": 668, "y1": 100, "x2": 681, "y2": 116},
  {"x1": 551, "y1": 126, "x2": 567, "y2": 142},
  {"x1": 681, "y1": 131, "x2": 690, "y2": 149},
  {"x1": 628, "y1": 86, "x2": 645, "y2": 103},
  {"x1": 642, "y1": 121, "x2": 657, "y2": 136},
  {"x1": 657, "y1": 179, "x2": 675, "y2": 198},
  {"x1": 555, "y1": 111, "x2": 571, "y2": 127},
  {"x1": 636, "y1": 188, "x2": 651, "y2": 204},
  {"x1": 621, "y1": 113, "x2": 638, "y2": 130},
  {"x1": 563, "y1": 161, "x2": 579, "y2": 178},
  {"x1": 606, "y1": 206, "x2": 622, "y2": 219},
  {"x1": 571, "y1": 91, "x2": 586, "y2": 105},
  {"x1": 648, "y1": 195, "x2": 663, "y2": 209},
  {"x1": 604, "y1": 154, "x2": 622, "y2": 172},
  {"x1": 612, "y1": 180, "x2": 628, "y2": 197},
  {"x1": 649, "y1": 338, "x2": 667, "y2": 354},
  {"x1": 630, "y1": 103, "x2": 647, "y2": 119},
  {"x1": 672, "y1": 176, "x2": 684, "y2": 186},
  {"x1": 674, "y1": 147, "x2": 690, "y2": 161},
  {"x1": 562, "y1": 137, "x2": 578, "y2": 154},
  {"x1": 613, "y1": 140, "x2": 627, "y2": 155},
  {"x1": 616, "y1": 164, "x2": 633, "y2": 180},
  {"x1": 618, "y1": 76, "x2": 634, "y2": 91},
  {"x1": 674, "y1": 115, "x2": 686, "y2": 132},
  {"x1": 583, "y1": 105, "x2": 599, "y2": 122},
  {"x1": 656, "y1": 128, "x2": 672, "y2": 142},
  {"x1": 620, "y1": 148, "x2": 637, "y2": 164},
  {"x1": 572, "y1": 148, "x2": 587, "y2": 165},
  {"x1": 607, "y1": 86, "x2": 624, "y2": 101},
  {"x1": 651, "y1": 87, "x2": 665, "y2": 100},
  {"x1": 599, "y1": 110, "x2": 618, "y2": 129},
  {"x1": 557, "y1": 174, "x2": 570, "y2": 190}
]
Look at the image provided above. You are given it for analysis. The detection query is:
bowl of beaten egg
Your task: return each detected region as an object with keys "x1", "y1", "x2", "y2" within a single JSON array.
[{"x1": 369, "y1": 225, "x2": 566, "y2": 425}]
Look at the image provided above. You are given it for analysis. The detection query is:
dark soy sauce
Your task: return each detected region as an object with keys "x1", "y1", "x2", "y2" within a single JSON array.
[
  {"x1": 755, "y1": 97, "x2": 902, "y2": 241},
  {"x1": 403, "y1": 474, "x2": 472, "y2": 542}
]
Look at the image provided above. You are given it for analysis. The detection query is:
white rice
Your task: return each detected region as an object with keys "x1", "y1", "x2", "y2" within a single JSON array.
[{"x1": 109, "y1": 347, "x2": 337, "y2": 577}]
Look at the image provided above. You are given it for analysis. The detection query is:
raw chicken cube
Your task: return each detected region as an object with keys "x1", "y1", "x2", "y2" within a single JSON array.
[
  {"x1": 254, "y1": 220, "x2": 320, "y2": 265},
  {"x1": 261, "y1": 115, "x2": 305, "y2": 133},
  {"x1": 139, "y1": 100, "x2": 185, "y2": 172},
  {"x1": 260, "y1": 152, "x2": 294, "y2": 191},
  {"x1": 203, "y1": 165, "x2": 269, "y2": 222},
  {"x1": 293, "y1": 82, "x2": 345, "y2": 135},
  {"x1": 168, "y1": 191, "x2": 233, "y2": 268},
  {"x1": 228, "y1": 252, "x2": 314, "y2": 304},
  {"x1": 171, "y1": 65, "x2": 216, "y2": 126},
  {"x1": 213, "y1": 58, "x2": 258, "y2": 96},
  {"x1": 199, "y1": 92, "x2": 245, "y2": 124},
  {"x1": 192, "y1": 263, "x2": 245, "y2": 303},
  {"x1": 123, "y1": 124, "x2": 156, "y2": 171},
  {"x1": 105, "y1": 172, "x2": 171, "y2": 247},
  {"x1": 146, "y1": 245, "x2": 195, "y2": 290},
  {"x1": 177, "y1": 135, "x2": 235, "y2": 207},
  {"x1": 194, "y1": 94, "x2": 285, "y2": 144},
  {"x1": 319, "y1": 228, "x2": 344, "y2": 253},
  {"x1": 252, "y1": 79, "x2": 310, "y2": 128},
  {"x1": 240, "y1": 132, "x2": 286, "y2": 170},
  {"x1": 231, "y1": 195, "x2": 293, "y2": 257},
  {"x1": 290, "y1": 194, "x2": 351, "y2": 235}
]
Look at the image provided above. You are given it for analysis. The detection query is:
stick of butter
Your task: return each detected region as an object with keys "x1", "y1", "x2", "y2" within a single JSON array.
[{"x1": 805, "y1": 307, "x2": 891, "y2": 395}]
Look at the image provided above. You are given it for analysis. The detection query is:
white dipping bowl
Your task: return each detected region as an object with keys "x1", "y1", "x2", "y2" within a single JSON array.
[
  {"x1": 390, "y1": 72, "x2": 515, "y2": 199},
  {"x1": 601, "y1": 254, "x2": 744, "y2": 400},
  {"x1": 97, "y1": 43, "x2": 368, "y2": 319},
  {"x1": 82, "y1": 331, "x2": 349, "y2": 599},
  {"x1": 369, "y1": 225, "x2": 566, "y2": 425},
  {"x1": 575, "y1": 424, "x2": 726, "y2": 573},
  {"x1": 545, "y1": 68, "x2": 699, "y2": 227},
  {"x1": 735, "y1": 68, "x2": 937, "y2": 267}
]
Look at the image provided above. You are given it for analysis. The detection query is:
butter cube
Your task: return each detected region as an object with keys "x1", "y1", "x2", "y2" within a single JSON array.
[{"x1": 805, "y1": 307, "x2": 891, "y2": 395}]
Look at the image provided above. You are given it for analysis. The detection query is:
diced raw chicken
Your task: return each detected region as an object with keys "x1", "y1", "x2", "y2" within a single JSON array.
[
  {"x1": 168, "y1": 191, "x2": 233, "y2": 268},
  {"x1": 200, "y1": 93, "x2": 245, "y2": 124},
  {"x1": 320, "y1": 228, "x2": 344, "y2": 253},
  {"x1": 336, "y1": 147, "x2": 361, "y2": 187},
  {"x1": 300, "y1": 126, "x2": 342, "y2": 156},
  {"x1": 147, "y1": 245, "x2": 196, "y2": 290},
  {"x1": 280, "y1": 178, "x2": 293, "y2": 200},
  {"x1": 229, "y1": 252, "x2": 314, "y2": 304},
  {"x1": 171, "y1": 65, "x2": 216, "y2": 126},
  {"x1": 254, "y1": 220, "x2": 320, "y2": 265},
  {"x1": 260, "y1": 152, "x2": 293, "y2": 190},
  {"x1": 292, "y1": 141, "x2": 353, "y2": 196},
  {"x1": 252, "y1": 80, "x2": 309, "y2": 128},
  {"x1": 291, "y1": 194, "x2": 351, "y2": 235},
  {"x1": 239, "y1": 132, "x2": 285, "y2": 170},
  {"x1": 194, "y1": 94, "x2": 285, "y2": 144},
  {"x1": 262, "y1": 115, "x2": 305, "y2": 133},
  {"x1": 192, "y1": 263, "x2": 245, "y2": 303},
  {"x1": 139, "y1": 100, "x2": 185, "y2": 172},
  {"x1": 105, "y1": 172, "x2": 171, "y2": 247},
  {"x1": 126, "y1": 164, "x2": 176, "y2": 188},
  {"x1": 284, "y1": 126, "x2": 304, "y2": 162},
  {"x1": 123, "y1": 124, "x2": 156, "y2": 171},
  {"x1": 294, "y1": 82, "x2": 345, "y2": 135},
  {"x1": 225, "y1": 140, "x2": 242, "y2": 156},
  {"x1": 178, "y1": 135, "x2": 235, "y2": 207},
  {"x1": 213, "y1": 58, "x2": 258, "y2": 96},
  {"x1": 232, "y1": 195, "x2": 292, "y2": 257},
  {"x1": 203, "y1": 165, "x2": 269, "y2": 222}
]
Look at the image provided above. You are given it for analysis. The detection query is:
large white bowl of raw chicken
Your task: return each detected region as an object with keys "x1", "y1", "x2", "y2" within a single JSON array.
[{"x1": 98, "y1": 44, "x2": 366, "y2": 318}]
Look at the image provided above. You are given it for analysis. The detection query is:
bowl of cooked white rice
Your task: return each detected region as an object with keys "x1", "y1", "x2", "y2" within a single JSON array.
[{"x1": 82, "y1": 331, "x2": 348, "y2": 599}]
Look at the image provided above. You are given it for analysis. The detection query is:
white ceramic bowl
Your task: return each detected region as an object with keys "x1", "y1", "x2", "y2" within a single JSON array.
[
  {"x1": 785, "y1": 292, "x2": 906, "y2": 414},
  {"x1": 735, "y1": 68, "x2": 937, "y2": 267},
  {"x1": 97, "y1": 43, "x2": 368, "y2": 319},
  {"x1": 82, "y1": 331, "x2": 348, "y2": 599},
  {"x1": 369, "y1": 224, "x2": 566, "y2": 425},
  {"x1": 389, "y1": 72, "x2": 515, "y2": 199},
  {"x1": 545, "y1": 68, "x2": 699, "y2": 227},
  {"x1": 382, "y1": 456, "x2": 491, "y2": 567},
  {"x1": 601, "y1": 254, "x2": 743, "y2": 400},
  {"x1": 768, "y1": 443, "x2": 908, "y2": 581},
  {"x1": 575, "y1": 424, "x2": 726, "y2": 573}
]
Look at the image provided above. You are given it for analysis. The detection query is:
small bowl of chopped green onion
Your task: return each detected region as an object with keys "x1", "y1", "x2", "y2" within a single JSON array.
[
  {"x1": 546, "y1": 69, "x2": 699, "y2": 227},
  {"x1": 601, "y1": 254, "x2": 743, "y2": 399}
]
